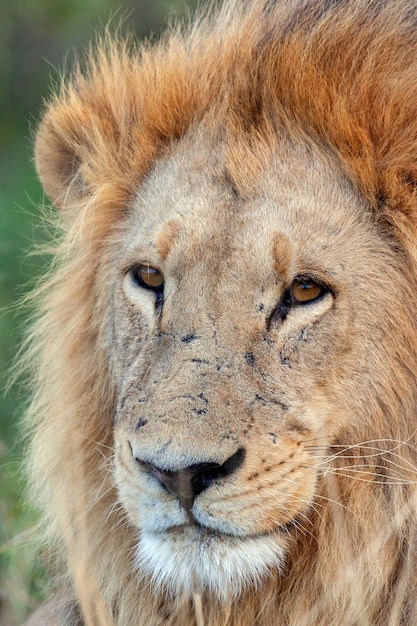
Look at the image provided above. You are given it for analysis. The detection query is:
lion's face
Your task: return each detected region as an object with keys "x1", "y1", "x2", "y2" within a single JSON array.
[
  {"x1": 112, "y1": 135, "x2": 400, "y2": 599},
  {"x1": 29, "y1": 1, "x2": 417, "y2": 622}
]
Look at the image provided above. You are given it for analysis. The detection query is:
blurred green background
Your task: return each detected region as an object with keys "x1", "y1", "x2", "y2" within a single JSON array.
[{"x1": 0, "y1": 1, "x2": 197, "y2": 623}]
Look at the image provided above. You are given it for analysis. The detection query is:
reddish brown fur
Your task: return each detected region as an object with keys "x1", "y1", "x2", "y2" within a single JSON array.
[
  {"x1": 272, "y1": 234, "x2": 293, "y2": 283},
  {"x1": 26, "y1": 1, "x2": 417, "y2": 625},
  {"x1": 156, "y1": 220, "x2": 180, "y2": 262}
]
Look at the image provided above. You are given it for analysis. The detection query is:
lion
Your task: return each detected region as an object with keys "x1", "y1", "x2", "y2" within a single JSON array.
[{"x1": 24, "y1": 0, "x2": 417, "y2": 624}]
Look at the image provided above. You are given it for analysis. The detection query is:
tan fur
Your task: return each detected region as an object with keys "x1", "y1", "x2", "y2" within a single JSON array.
[{"x1": 27, "y1": 1, "x2": 417, "y2": 624}]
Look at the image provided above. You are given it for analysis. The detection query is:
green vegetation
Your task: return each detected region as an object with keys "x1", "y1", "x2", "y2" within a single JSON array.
[
  {"x1": 0, "y1": 1, "x2": 197, "y2": 623},
  {"x1": 0, "y1": 144, "x2": 47, "y2": 625}
]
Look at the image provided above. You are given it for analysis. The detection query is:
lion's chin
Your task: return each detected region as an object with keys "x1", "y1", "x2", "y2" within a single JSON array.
[{"x1": 135, "y1": 526, "x2": 286, "y2": 601}]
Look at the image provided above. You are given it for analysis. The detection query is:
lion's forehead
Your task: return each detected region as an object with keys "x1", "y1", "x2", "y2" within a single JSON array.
[{"x1": 123, "y1": 135, "x2": 383, "y2": 291}]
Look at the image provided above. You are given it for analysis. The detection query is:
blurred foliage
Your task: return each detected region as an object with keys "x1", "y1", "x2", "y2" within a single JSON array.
[{"x1": 0, "y1": 1, "x2": 197, "y2": 623}]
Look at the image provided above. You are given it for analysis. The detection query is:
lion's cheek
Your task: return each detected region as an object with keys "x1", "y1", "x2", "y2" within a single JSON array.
[{"x1": 196, "y1": 468, "x2": 318, "y2": 535}]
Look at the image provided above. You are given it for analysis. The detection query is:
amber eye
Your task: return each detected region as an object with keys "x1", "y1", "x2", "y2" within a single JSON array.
[
  {"x1": 271, "y1": 276, "x2": 329, "y2": 325},
  {"x1": 131, "y1": 264, "x2": 164, "y2": 291},
  {"x1": 290, "y1": 278, "x2": 324, "y2": 304}
]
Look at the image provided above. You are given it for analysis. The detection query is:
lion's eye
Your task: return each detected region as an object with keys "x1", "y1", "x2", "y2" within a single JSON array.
[
  {"x1": 131, "y1": 264, "x2": 164, "y2": 291},
  {"x1": 290, "y1": 278, "x2": 324, "y2": 304},
  {"x1": 271, "y1": 276, "x2": 328, "y2": 325}
]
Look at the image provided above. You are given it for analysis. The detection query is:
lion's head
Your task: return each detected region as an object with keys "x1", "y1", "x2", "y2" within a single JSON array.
[{"x1": 27, "y1": 1, "x2": 417, "y2": 625}]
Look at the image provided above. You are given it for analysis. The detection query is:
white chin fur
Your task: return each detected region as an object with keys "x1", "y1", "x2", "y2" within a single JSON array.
[{"x1": 135, "y1": 528, "x2": 285, "y2": 601}]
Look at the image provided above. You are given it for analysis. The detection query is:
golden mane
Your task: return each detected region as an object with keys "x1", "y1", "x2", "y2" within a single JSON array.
[{"x1": 27, "y1": 1, "x2": 417, "y2": 624}]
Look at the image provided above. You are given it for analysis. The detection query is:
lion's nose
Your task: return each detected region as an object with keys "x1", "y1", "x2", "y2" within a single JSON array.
[{"x1": 134, "y1": 448, "x2": 245, "y2": 519}]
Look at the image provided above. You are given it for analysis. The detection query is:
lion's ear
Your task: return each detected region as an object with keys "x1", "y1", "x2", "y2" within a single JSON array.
[
  {"x1": 35, "y1": 97, "x2": 99, "y2": 214},
  {"x1": 34, "y1": 56, "x2": 134, "y2": 217}
]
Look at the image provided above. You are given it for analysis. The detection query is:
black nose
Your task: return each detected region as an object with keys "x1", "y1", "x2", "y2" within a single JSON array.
[{"x1": 135, "y1": 448, "x2": 245, "y2": 520}]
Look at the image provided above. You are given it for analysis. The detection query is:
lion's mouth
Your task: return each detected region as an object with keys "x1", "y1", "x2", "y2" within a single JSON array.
[{"x1": 144, "y1": 515, "x2": 295, "y2": 543}]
